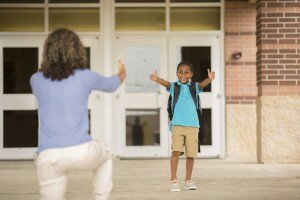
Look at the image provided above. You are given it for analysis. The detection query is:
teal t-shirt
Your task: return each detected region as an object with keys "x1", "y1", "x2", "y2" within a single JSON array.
[{"x1": 167, "y1": 81, "x2": 201, "y2": 128}]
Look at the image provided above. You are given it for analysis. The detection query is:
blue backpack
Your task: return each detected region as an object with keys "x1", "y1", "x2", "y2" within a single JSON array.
[{"x1": 167, "y1": 82, "x2": 202, "y2": 152}]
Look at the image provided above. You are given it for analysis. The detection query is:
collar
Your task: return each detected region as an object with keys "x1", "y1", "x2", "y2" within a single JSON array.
[{"x1": 176, "y1": 80, "x2": 191, "y2": 86}]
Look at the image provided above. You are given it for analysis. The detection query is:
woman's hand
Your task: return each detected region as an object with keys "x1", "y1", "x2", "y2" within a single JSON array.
[
  {"x1": 118, "y1": 58, "x2": 126, "y2": 83},
  {"x1": 150, "y1": 70, "x2": 158, "y2": 81},
  {"x1": 208, "y1": 69, "x2": 215, "y2": 81}
]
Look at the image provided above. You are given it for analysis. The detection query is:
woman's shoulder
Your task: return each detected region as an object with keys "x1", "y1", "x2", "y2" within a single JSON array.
[
  {"x1": 75, "y1": 69, "x2": 98, "y2": 76},
  {"x1": 30, "y1": 71, "x2": 43, "y2": 81}
]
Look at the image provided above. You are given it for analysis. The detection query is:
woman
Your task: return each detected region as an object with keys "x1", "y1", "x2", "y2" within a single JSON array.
[{"x1": 31, "y1": 28, "x2": 126, "y2": 200}]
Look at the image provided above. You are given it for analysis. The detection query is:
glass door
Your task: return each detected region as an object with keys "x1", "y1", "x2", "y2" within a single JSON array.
[
  {"x1": 0, "y1": 36, "x2": 101, "y2": 159},
  {"x1": 115, "y1": 36, "x2": 169, "y2": 157},
  {"x1": 169, "y1": 37, "x2": 223, "y2": 158},
  {"x1": 0, "y1": 36, "x2": 43, "y2": 159}
]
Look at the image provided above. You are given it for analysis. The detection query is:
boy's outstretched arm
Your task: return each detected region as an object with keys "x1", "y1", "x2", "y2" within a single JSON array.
[
  {"x1": 150, "y1": 70, "x2": 171, "y2": 89},
  {"x1": 199, "y1": 69, "x2": 215, "y2": 89}
]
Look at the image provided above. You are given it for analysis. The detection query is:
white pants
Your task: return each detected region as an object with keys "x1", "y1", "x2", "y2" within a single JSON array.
[{"x1": 35, "y1": 141, "x2": 112, "y2": 200}]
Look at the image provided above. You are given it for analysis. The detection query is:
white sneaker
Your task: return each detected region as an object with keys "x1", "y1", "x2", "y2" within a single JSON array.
[
  {"x1": 184, "y1": 180, "x2": 197, "y2": 190},
  {"x1": 170, "y1": 180, "x2": 180, "y2": 192}
]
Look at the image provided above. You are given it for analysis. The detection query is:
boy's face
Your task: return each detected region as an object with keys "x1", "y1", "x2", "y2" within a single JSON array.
[{"x1": 176, "y1": 64, "x2": 193, "y2": 84}]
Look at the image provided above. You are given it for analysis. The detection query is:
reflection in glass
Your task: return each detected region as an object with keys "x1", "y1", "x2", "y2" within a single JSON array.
[
  {"x1": 170, "y1": 7, "x2": 220, "y2": 31},
  {"x1": 4, "y1": 48, "x2": 38, "y2": 94},
  {"x1": 199, "y1": 109, "x2": 211, "y2": 145},
  {"x1": 124, "y1": 46, "x2": 160, "y2": 93},
  {"x1": 0, "y1": 8, "x2": 44, "y2": 31},
  {"x1": 49, "y1": 8, "x2": 100, "y2": 31},
  {"x1": 115, "y1": 7, "x2": 165, "y2": 31},
  {"x1": 178, "y1": 46, "x2": 211, "y2": 92},
  {"x1": 126, "y1": 109, "x2": 160, "y2": 146},
  {"x1": 4, "y1": 111, "x2": 38, "y2": 148}
]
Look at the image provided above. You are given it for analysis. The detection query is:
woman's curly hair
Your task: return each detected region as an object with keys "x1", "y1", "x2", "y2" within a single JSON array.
[{"x1": 40, "y1": 28, "x2": 88, "y2": 80}]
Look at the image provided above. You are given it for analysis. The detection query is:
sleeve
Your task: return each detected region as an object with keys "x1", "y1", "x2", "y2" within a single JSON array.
[
  {"x1": 166, "y1": 82, "x2": 174, "y2": 95},
  {"x1": 196, "y1": 82, "x2": 202, "y2": 95},
  {"x1": 87, "y1": 70, "x2": 121, "y2": 93},
  {"x1": 30, "y1": 74, "x2": 36, "y2": 95}
]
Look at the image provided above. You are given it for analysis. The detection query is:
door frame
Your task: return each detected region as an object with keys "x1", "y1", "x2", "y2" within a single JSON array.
[
  {"x1": 114, "y1": 34, "x2": 225, "y2": 158},
  {"x1": 0, "y1": 35, "x2": 103, "y2": 159},
  {"x1": 115, "y1": 36, "x2": 169, "y2": 158},
  {"x1": 0, "y1": 36, "x2": 43, "y2": 159},
  {"x1": 169, "y1": 35, "x2": 225, "y2": 158}
]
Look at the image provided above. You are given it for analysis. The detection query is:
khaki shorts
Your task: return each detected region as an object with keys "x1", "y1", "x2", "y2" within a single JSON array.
[{"x1": 171, "y1": 125, "x2": 198, "y2": 158}]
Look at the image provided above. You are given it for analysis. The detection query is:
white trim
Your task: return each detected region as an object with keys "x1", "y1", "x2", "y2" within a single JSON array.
[
  {"x1": 115, "y1": 36, "x2": 169, "y2": 158},
  {"x1": 0, "y1": 37, "x2": 43, "y2": 159},
  {"x1": 0, "y1": 39, "x2": 3, "y2": 152},
  {"x1": 103, "y1": 0, "x2": 115, "y2": 151},
  {"x1": 45, "y1": 0, "x2": 49, "y2": 32},
  {"x1": 168, "y1": 36, "x2": 224, "y2": 158}
]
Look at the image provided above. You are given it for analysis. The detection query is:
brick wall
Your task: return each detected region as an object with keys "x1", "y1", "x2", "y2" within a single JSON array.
[
  {"x1": 225, "y1": 0, "x2": 257, "y2": 104},
  {"x1": 256, "y1": 0, "x2": 300, "y2": 164},
  {"x1": 225, "y1": 0, "x2": 258, "y2": 162},
  {"x1": 256, "y1": 0, "x2": 300, "y2": 96}
]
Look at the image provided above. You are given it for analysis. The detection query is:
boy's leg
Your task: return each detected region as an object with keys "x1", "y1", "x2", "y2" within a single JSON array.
[
  {"x1": 186, "y1": 157, "x2": 194, "y2": 181},
  {"x1": 171, "y1": 126, "x2": 185, "y2": 181},
  {"x1": 184, "y1": 127, "x2": 198, "y2": 181},
  {"x1": 171, "y1": 151, "x2": 180, "y2": 181}
]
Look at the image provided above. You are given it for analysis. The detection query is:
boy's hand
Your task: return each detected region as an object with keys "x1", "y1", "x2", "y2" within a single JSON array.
[
  {"x1": 150, "y1": 70, "x2": 158, "y2": 81},
  {"x1": 118, "y1": 58, "x2": 126, "y2": 83},
  {"x1": 208, "y1": 69, "x2": 215, "y2": 81}
]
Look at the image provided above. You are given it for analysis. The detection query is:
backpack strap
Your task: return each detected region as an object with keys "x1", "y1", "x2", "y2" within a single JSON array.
[
  {"x1": 189, "y1": 82, "x2": 197, "y2": 109},
  {"x1": 189, "y1": 82, "x2": 202, "y2": 114},
  {"x1": 172, "y1": 82, "x2": 181, "y2": 115}
]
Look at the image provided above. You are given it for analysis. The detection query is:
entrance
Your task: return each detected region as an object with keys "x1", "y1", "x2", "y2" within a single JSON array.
[
  {"x1": 0, "y1": 36, "x2": 102, "y2": 159},
  {"x1": 116, "y1": 36, "x2": 224, "y2": 158}
]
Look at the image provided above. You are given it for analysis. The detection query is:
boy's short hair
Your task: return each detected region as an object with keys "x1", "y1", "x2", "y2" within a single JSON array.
[{"x1": 177, "y1": 61, "x2": 193, "y2": 72}]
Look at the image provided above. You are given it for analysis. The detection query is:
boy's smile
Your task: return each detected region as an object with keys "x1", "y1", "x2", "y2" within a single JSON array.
[{"x1": 176, "y1": 65, "x2": 193, "y2": 84}]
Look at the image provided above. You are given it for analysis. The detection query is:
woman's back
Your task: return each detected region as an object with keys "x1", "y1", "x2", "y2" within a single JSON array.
[{"x1": 31, "y1": 69, "x2": 120, "y2": 153}]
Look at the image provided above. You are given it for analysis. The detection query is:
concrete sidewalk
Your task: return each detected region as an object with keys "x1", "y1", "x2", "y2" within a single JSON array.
[{"x1": 0, "y1": 159, "x2": 300, "y2": 200}]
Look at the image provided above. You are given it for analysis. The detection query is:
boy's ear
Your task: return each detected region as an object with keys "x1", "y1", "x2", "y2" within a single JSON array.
[{"x1": 191, "y1": 72, "x2": 193, "y2": 77}]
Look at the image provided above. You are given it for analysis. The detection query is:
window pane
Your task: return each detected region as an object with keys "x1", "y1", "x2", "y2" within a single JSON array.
[
  {"x1": 124, "y1": 46, "x2": 160, "y2": 93},
  {"x1": 4, "y1": 111, "x2": 38, "y2": 148},
  {"x1": 4, "y1": 48, "x2": 38, "y2": 94},
  {"x1": 50, "y1": 0, "x2": 99, "y2": 2},
  {"x1": 0, "y1": 0, "x2": 43, "y2": 2},
  {"x1": 171, "y1": 0, "x2": 219, "y2": 2},
  {"x1": 116, "y1": 0, "x2": 164, "y2": 2},
  {"x1": 49, "y1": 8, "x2": 100, "y2": 31},
  {"x1": 0, "y1": 8, "x2": 44, "y2": 31},
  {"x1": 115, "y1": 7, "x2": 165, "y2": 31},
  {"x1": 126, "y1": 109, "x2": 160, "y2": 146},
  {"x1": 179, "y1": 46, "x2": 211, "y2": 92},
  {"x1": 170, "y1": 7, "x2": 220, "y2": 31},
  {"x1": 199, "y1": 109, "x2": 211, "y2": 145}
]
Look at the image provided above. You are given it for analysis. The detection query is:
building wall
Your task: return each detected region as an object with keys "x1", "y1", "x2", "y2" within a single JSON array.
[
  {"x1": 225, "y1": 0, "x2": 258, "y2": 162},
  {"x1": 256, "y1": 0, "x2": 300, "y2": 164}
]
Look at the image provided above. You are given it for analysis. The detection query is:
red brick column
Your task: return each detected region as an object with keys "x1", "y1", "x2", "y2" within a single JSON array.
[
  {"x1": 225, "y1": 0, "x2": 257, "y2": 161},
  {"x1": 257, "y1": 0, "x2": 300, "y2": 95},
  {"x1": 226, "y1": 0, "x2": 257, "y2": 104},
  {"x1": 256, "y1": 0, "x2": 300, "y2": 163}
]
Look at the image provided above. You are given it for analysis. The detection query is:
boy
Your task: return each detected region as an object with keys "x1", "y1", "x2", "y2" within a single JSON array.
[{"x1": 149, "y1": 61, "x2": 215, "y2": 192}]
